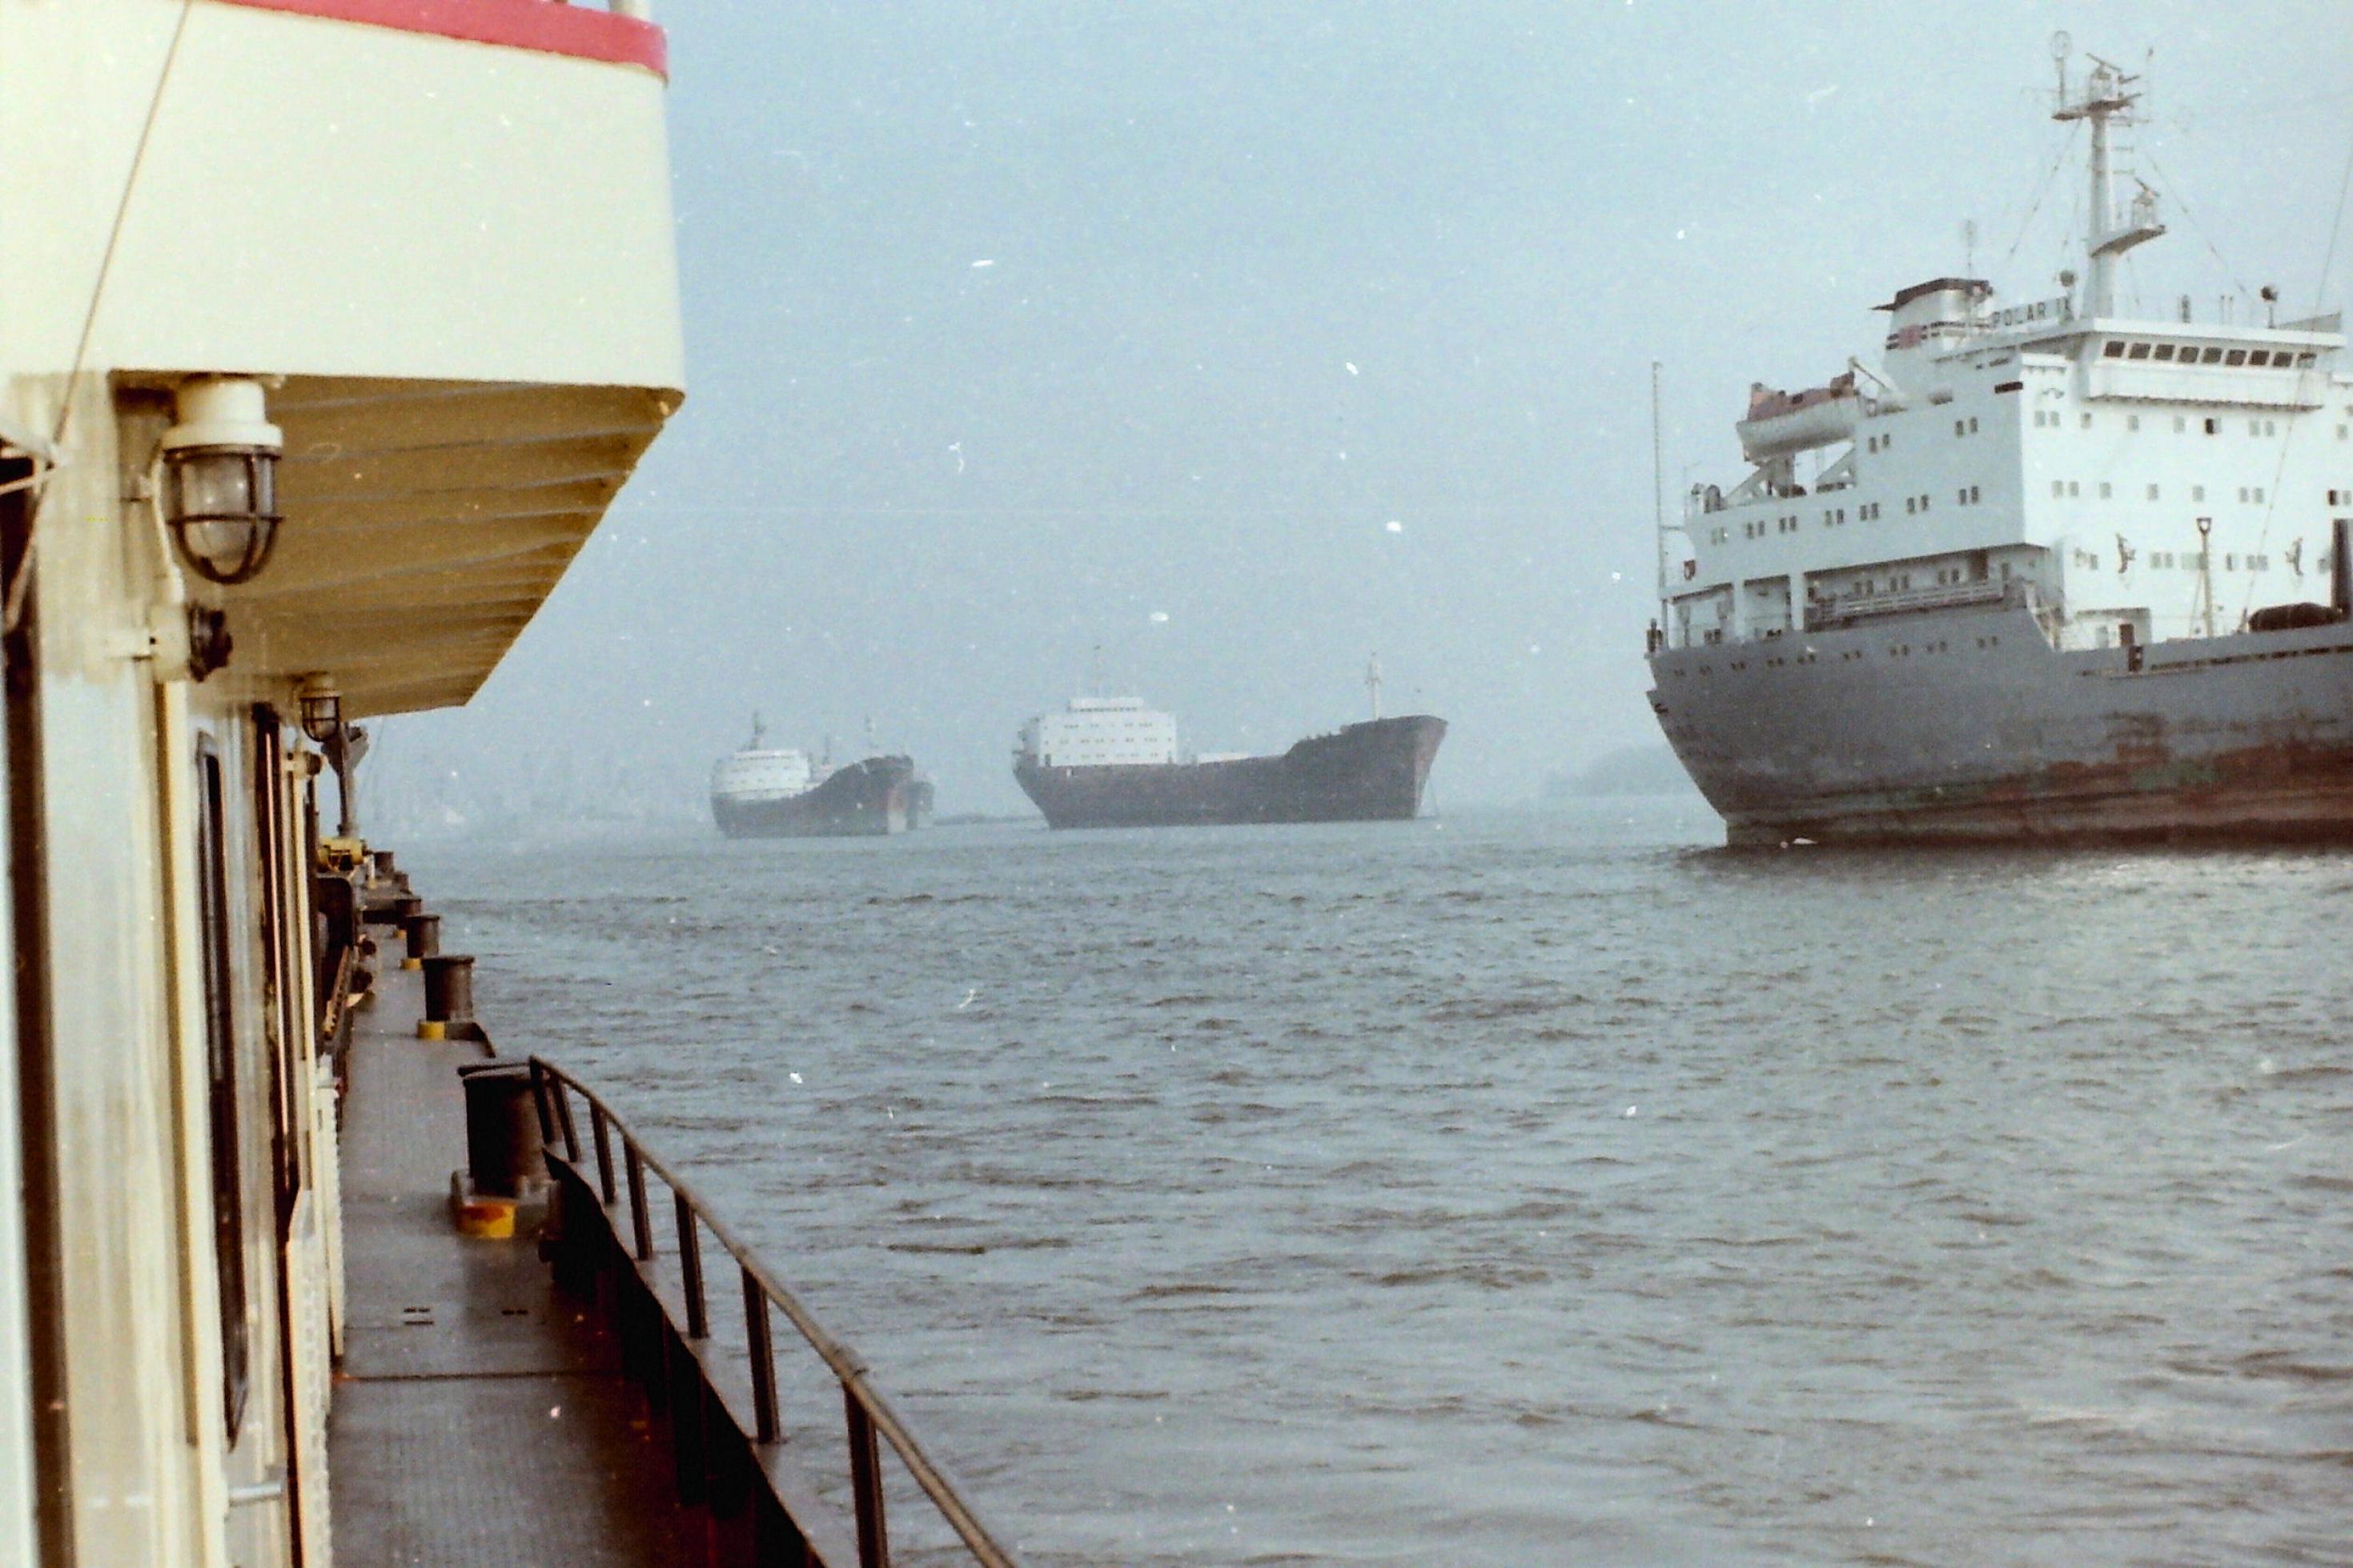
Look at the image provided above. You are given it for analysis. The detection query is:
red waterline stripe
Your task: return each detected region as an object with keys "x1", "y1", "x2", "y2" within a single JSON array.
[{"x1": 216, "y1": 0, "x2": 668, "y2": 79}]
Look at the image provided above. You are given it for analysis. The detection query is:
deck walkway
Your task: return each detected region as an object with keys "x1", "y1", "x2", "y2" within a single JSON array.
[{"x1": 327, "y1": 963, "x2": 697, "y2": 1566}]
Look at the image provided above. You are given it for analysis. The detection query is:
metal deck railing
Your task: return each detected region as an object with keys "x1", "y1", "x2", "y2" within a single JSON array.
[{"x1": 528, "y1": 1057, "x2": 1020, "y2": 1568}]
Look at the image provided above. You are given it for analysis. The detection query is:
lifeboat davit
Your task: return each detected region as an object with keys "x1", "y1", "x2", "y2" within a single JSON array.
[{"x1": 1737, "y1": 371, "x2": 1861, "y2": 463}]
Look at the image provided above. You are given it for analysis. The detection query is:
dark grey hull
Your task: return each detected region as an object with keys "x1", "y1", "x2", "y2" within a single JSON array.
[
  {"x1": 1648, "y1": 604, "x2": 2353, "y2": 845},
  {"x1": 712, "y1": 755, "x2": 918, "y2": 839},
  {"x1": 1014, "y1": 716, "x2": 1446, "y2": 830}
]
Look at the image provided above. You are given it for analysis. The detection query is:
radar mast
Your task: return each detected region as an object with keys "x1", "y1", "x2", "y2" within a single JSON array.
[{"x1": 2050, "y1": 36, "x2": 2165, "y2": 319}]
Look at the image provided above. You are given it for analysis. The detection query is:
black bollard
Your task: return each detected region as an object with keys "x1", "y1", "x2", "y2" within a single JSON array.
[
  {"x1": 402, "y1": 913, "x2": 440, "y2": 971},
  {"x1": 456, "y1": 1061, "x2": 543, "y2": 1201},
  {"x1": 419, "y1": 953, "x2": 475, "y2": 1040}
]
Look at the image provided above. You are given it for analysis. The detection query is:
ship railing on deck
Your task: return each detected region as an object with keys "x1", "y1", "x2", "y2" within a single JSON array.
[
  {"x1": 1803, "y1": 577, "x2": 2017, "y2": 632},
  {"x1": 528, "y1": 1057, "x2": 1021, "y2": 1568}
]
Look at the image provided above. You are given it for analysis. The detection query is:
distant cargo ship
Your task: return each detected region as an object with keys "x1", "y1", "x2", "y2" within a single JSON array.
[
  {"x1": 710, "y1": 717, "x2": 922, "y2": 837},
  {"x1": 1012, "y1": 669, "x2": 1444, "y2": 829}
]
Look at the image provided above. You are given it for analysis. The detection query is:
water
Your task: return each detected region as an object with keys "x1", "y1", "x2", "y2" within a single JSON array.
[{"x1": 405, "y1": 803, "x2": 2353, "y2": 1566}]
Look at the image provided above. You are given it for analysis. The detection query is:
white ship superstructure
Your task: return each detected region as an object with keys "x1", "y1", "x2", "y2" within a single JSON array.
[
  {"x1": 1649, "y1": 49, "x2": 2353, "y2": 844},
  {"x1": 709, "y1": 716, "x2": 818, "y2": 804},
  {"x1": 1017, "y1": 696, "x2": 1179, "y2": 768}
]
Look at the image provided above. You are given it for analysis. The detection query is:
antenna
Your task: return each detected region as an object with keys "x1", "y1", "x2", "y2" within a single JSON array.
[
  {"x1": 1962, "y1": 218, "x2": 1978, "y2": 275},
  {"x1": 1086, "y1": 642, "x2": 1105, "y2": 697},
  {"x1": 1366, "y1": 652, "x2": 1383, "y2": 720}
]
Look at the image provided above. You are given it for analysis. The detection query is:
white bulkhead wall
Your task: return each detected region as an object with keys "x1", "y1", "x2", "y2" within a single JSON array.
[
  {"x1": 2019, "y1": 336, "x2": 2352, "y2": 642},
  {"x1": 6, "y1": 373, "x2": 338, "y2": 1568},
  {"x1": 8, "y1": 378, "x2": 234, "y2": 1565}
]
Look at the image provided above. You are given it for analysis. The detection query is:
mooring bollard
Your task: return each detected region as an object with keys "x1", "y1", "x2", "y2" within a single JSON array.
[
  {"x1": 455, "y1": 1061, "x2": 543, "y2": 1202},
  {"x1": 418, "y1": 952, "x2": 476, "y2": 1040},
  {"x1": 401, "y1": 912, "x2": 440, "y2": 972}
]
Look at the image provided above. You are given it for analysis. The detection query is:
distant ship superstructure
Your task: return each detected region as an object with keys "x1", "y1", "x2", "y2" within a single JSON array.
[
  {"x1": 1648, "y1": 48, "x2": 2353, "y2": 844},
  {"x1": 1013, "y1": 679, "x2": 1444, "y2": 829},
  {"x1": 710, "y1": 717, "x2": 920, "y2": 837}
]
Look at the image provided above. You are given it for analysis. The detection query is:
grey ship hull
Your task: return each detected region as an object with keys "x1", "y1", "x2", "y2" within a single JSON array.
[
  {"x1": 1648, "y1": 604, "x2": 2353, "y2": 844},
  {"x1": 712, "y1": 755, "x2": 918, "y2": 839},
  {"x1": 1014, "y1": 716, "x2": 1446, "y2": 830}
]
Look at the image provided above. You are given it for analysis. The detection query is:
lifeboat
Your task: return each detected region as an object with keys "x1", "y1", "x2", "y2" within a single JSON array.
[{"x1": 1737, "y1": 371, "x2": 1861, "y2": 462}]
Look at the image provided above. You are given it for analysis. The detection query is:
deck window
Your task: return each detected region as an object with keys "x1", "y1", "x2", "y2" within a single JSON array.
[
  {"x1": 2202, "y1": 347, "x2": 2226, "y2": 363},
  {"x1": 2225, "y1": 349, "x2": 2247, "y2": 367},
  {"x1": 2247, "y1": 350, "x2": 2271, "y2": 367},
  {"x1": 2153, "y1": 343, "x2": 2177, "y2": 362},
  {"x1": 2102, "y1": 340, "x2": 2125, "y2": 358},
  {"x1": 2126, "y1": 342, "x2": 2152, "y2": 360}
]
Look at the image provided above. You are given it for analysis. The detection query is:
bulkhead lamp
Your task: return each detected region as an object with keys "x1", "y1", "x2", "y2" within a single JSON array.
[
  {"x1": 298, "y1": 678, "x2": 342, "y2": 744},
  {"x1": 160, "y1": 376, "x2": 282, "y2": 585}
]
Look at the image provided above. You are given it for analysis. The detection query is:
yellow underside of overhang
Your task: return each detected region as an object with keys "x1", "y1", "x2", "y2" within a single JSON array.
[{"x1": 185, "y1": 375, "x2": 679, "y2": 718}]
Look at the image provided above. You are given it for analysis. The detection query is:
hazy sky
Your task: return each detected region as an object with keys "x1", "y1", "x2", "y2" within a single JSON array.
[{"x1": 387, "y1": 0, "x2": 2353, "y2": 819}]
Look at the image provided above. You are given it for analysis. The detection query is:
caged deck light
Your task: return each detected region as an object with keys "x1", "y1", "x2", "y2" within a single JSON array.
[
  {"x1": 160, "y1": 376, "x2": 282, "y2": 585},
  {"x1": 299, "y1": 678, "x2": 342, "y2": 744}
]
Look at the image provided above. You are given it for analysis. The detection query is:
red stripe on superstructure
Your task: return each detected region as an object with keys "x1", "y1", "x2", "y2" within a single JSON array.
[{"x1": 217, "y1": 0, "x2": 668, "y2": 78}]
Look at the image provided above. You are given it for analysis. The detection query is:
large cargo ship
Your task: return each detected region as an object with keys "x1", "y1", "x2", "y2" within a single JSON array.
[
  {"x1": 1648, "y1": 46, "x2": 2353, "y2": 845},
  {"x1": 710, "y1": 717, "x2": 922, "y2": 837},
  {"x1": 1012, "y1": 687, "x2": 1445, "y2": 829}
]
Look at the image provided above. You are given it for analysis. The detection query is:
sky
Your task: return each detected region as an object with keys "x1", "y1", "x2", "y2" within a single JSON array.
[{"x1": 375, "y1": 0, "x2": 2353, "y2": 824}]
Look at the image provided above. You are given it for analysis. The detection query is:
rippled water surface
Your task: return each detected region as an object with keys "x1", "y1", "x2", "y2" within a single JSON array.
[{"x1": 406, "y1": 803, "x2": 2352, "y2": 1565}]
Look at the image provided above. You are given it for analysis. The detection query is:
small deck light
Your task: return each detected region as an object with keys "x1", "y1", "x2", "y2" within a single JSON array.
[
  {"x1": 160, "y1": 376, "x2": 282, "y2": 585},
  {"x1": 299, "y1": 678, "x2": 342, "y2": 744}
]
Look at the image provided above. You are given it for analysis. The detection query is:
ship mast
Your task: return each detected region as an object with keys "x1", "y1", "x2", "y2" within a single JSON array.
[
  {"x1": 1366, "y1": 652, "x2": 1383, "y2": 720},
  {"x1": 2050, "y1": 38, "x2": 2163, "y2": 319}
]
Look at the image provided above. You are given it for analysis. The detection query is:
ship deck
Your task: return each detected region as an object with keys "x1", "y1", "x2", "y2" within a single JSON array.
[{"x1": 327, "y1": 962, "x2": 695, "y2": 1566}]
